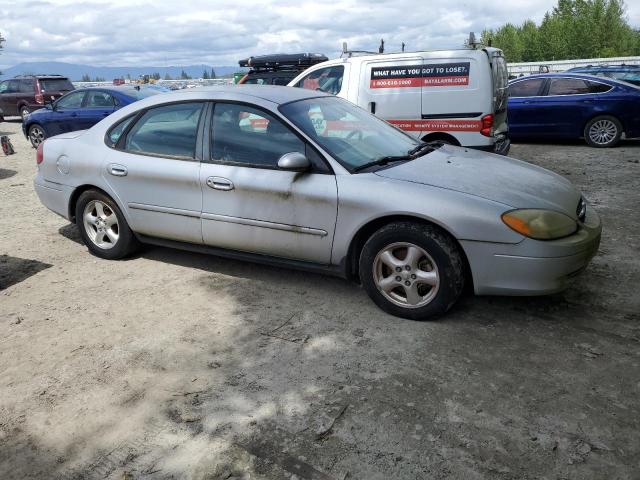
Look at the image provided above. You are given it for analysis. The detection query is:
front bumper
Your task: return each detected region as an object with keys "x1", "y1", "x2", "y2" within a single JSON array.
[{"x1": 461, "y1": 207, "x2": 602, "y2": 296}]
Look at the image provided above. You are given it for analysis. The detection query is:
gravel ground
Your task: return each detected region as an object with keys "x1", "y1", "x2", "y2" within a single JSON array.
[{"x1": 1, "y1": 119, "x2": 639, "y2": 480}]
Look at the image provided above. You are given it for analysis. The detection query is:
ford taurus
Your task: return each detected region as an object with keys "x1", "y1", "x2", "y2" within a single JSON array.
[{"x1": 34, "y1": 86, "x2": 601, "y2": 320}]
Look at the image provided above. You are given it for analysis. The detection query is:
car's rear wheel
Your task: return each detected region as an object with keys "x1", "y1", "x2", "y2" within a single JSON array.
[
  {"x1": 75, "y1": 190, "x2": 138, "y2": 260},
  {"x1": 359, "y1": 222, "x2": 465, "y2": 320},
  {"x1": 20, "y1": 106, "x2": 30, "y2": 120},
  {"x1": 28, "y1": 124, "x2": 46, "y2": 148},
  {"x1": 584, "y1": 115, "x2": 622, "y2": 148}
]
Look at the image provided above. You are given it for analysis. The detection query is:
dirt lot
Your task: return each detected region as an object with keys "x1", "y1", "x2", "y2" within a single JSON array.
[{"x1": 1, "y1": 118, "x2": 639, "y2": 480}]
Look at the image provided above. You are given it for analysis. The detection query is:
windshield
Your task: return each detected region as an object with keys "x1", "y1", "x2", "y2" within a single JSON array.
[{"x1": 279, "y1": 97, "x2": 419, "y2": 171}]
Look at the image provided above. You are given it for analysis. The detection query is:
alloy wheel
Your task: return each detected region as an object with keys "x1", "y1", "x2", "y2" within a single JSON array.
[
  {"x1": 373, "y1": 242, "x2": 440, "y2": 308},
  {"x1": 83, "y1": 200, "x2": 119, "y2": 249},
  {"x1": 588, "y1": 119, "x2": 617, "y2": 145},
  {"x1": 29, "y1": 126, "x2": 45, "y2": 147}
]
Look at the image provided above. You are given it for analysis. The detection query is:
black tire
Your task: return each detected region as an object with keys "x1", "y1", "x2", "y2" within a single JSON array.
[
  {"x1": 75, "y1": 190, "x2": 138, "y2": 260},
  {"x1": 28, "y1": 124, "x2": 47, "y2": 148},
  {"x1": 359, "y1": 222, "x2": 465, "y2": 320},
  {"x1": 584, "y1": 115, "x2": 622, "y2": 148},
  {"x1": 20, "y1": 106, "x2": 30, "y2": 120}
]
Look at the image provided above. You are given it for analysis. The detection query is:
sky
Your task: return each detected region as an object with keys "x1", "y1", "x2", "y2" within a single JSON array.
[{"x1": 1, "y1": 0, "x2": 639, "y2": 68}]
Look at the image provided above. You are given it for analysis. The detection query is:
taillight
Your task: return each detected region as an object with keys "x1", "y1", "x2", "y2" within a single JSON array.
[
  {"x1": 480, "y1": 114, "x2": 494, "y2": 137},
  {"x1": 35, "y1": 81, "x2": 44, "y2": 104},
  {"x1": 36, "y1": 142, "x2": 44, "y2": 165}
]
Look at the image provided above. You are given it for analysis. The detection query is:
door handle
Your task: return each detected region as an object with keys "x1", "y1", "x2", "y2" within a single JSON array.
[
  {"x1": 70, "y1": 112, "x2": 77, "y2": 117},
  {"x1": 206, "y1": 176, "x2": 234, "y2": 191},
  {"x1": 108, "y1": 164, "x2": 127, "y2": 176}
]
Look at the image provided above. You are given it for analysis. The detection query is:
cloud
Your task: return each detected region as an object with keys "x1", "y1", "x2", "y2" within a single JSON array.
[{"x1": 0, "y1": 0, "x2": 637, "y2": 68}]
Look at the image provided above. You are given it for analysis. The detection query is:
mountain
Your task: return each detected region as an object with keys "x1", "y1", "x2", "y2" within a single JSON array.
[{"x1": 0, "y1": 62, "x2": 241, "y2": 81}]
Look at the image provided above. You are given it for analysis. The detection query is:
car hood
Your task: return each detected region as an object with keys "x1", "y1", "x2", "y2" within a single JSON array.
[{"x1": 374, "y1": 145, "x2": 581, "y2": 217}]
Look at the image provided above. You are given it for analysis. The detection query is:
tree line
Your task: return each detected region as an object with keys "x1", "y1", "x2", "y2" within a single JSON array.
[
  {"x1": 79, "y1": 68, "x2": 217, "y2": 82},
  {"x1": 481, "y1": 0, "x2": 640, "y2": 62}
]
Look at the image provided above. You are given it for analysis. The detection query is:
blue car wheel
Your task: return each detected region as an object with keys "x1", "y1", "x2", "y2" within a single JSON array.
[
  {"x1": 28, "y1": 124, "x2": 46, "y2": 148},
  {"x1": 584, "y1": 115, "x2": 622, "y2": 148}
]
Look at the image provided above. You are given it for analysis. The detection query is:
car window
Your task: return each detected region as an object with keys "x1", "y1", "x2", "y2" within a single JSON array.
[
  {"x1": 39, "y1": 78, "x2": 74, "y2": 92},
  {"x1": 4, "y1": 80, "x2": 19, "y2": 93},
  {"x1": 19, "y1": 79, "x2": 34, "y2": 93},
  {"x1": 280, "y1": 97, "x2": 419, "y2": 171},
  {"x1": 295, "y1": 66, "x2": 344, "y2": 95},
  {"x1": 86, "y1": 91, "x2": 115, "y2": 107},
  {"x1": 211, "y1": 103, "x2": 305, "y2": 168},
  {"x1": 509, "y1": 78, "x2": 544, "y2": 97},
  {"x1": 56, "y1": 91, "x2": 86, "y2": 109},
  {"x1": 548, "y1": 78, "x2": 590, "y2": 95},
  {"x1": 107, "y1": 115, "x2": 135, "y2": 146},
  {"x1": 273, "y1": 76, "x2": 292, "y2": 86},
  {"x1": 125, "y1": 102, "x2": 204, "y2": 159},
  {"x1": 242, "y1": 77, "x2": 267, "y2": 85},
  {"x1": 0, "y1": 81, "x2": 8, "y2": 93},
  {"x1": 587, "y1": 81, "x2": 612, "y2": 93}
]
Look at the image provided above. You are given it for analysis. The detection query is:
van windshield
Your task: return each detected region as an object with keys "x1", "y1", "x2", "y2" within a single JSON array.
[{"x1": 280, "y1": 97, "x2": 419, "y2": 171}]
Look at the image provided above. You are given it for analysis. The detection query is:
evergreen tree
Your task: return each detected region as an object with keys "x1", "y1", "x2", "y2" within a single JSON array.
[
  {"x1": 202, "y1": 69, "x2": 210, "y2": 79},
  {"x1": 210, "y1": 68, "x2": 216, "y2": 79},
  {"x1": 164, "y1": 73, "x2": 172, "y2": 80},
  {"x1": 482, "y1": 0, "x2": 639, "y2": 61},
  {"x1": 81, "y1": 74, "x2": 91, "y2": 82}
]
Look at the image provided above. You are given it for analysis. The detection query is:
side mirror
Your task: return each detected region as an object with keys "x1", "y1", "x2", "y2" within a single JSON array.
[{"x1": 277, "y1": 152, "x2": 311, "y2": 172}]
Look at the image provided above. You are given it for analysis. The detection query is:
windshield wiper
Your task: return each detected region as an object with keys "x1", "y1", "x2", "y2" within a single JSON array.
[
  {"x1": 407, "y1": 141, "x2": 439, "y2": 156},
  {"x1": 353, "y1": 155, "x2": 412, "y2": 172}
]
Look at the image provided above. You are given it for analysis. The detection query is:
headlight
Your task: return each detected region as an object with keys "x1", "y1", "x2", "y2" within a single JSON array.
[{"x1": 501, "y1": 209, "x2": 577, "y2": 240}]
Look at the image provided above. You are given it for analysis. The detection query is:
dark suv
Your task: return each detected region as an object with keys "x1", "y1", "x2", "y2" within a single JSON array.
[
  {"x1": 0, "y1": 75, "x2": 75, "y2": 119},
  {"x1": 237, "y1": 53, "x2": 328, "y2": 86}
]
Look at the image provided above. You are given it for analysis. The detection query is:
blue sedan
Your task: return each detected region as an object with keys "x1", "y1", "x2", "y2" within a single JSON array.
[
  {"x1": 508, "y1": 73, "x2": 640, "y2": 147},
  {"x1": 23, "y1": 86, "x2": 163, "y2": 148}
]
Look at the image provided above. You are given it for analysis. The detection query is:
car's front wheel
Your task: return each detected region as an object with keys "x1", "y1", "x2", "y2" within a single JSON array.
[
  {"x1": 359, "y1": 222, "x2": 465, "y2": 320},
  {"x1": 28, "y1": 124, "x2": 46, "y2": 148},
  {"x1": 584, "y1": 115, "x2": 622, "y2": 148},
  {"x1": 75, "y1": 190, "x2": 138, "y2": 260}
]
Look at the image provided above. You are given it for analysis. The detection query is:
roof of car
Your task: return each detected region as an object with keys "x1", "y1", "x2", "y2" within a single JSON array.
[
  {"x1": 510, "y1": 72, "x2": 620, "y2": 84},
  {"x1": 153, "y1": 84, "x2": 330, "y2": 105}
]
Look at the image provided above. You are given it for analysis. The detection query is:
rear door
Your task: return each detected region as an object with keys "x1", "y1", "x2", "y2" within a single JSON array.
[
  {"x1": 78, "y1": 90, "x2": 117, "y2": 129},
  {"x1": 200, "y1": 102, "x2": 337, "y2": 264},
  {"x1": 104, "y1": 101, "x2": 205, "y2": 244},
  {"x1": 0, "y1": 80, "x2": 21, "y2": 116},
  {"x1": 533, "y1": 77, "x2": 602, "y2": 137}
]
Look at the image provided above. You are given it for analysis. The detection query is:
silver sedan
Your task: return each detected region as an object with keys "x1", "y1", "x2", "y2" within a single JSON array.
[{"x1": 34, "y1": 86, "x2": 601, "y2": 320}]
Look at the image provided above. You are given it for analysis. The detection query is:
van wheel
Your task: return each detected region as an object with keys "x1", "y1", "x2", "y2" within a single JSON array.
[
  {"x1": 584, "y1": 115, "x2": 622, "y2": 148},
  {"x1": 359, "y1": 222, "x2": 465, "y2": 320},
  {"x1": 75, "y1": 190, "x2": 138, "y2": 260}
]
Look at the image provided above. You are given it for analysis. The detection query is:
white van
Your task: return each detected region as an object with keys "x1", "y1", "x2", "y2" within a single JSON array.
[{"x1": 288, "y1": 46, "x2": 510, "y2": 154}]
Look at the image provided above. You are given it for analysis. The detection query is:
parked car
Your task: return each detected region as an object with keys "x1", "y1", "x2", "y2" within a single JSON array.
[
  {"x1": 237, "y1": 53, "x2": 328, "y2": 86},
  {"x1": 566, "y1": 64, "x2": 640, "y2": 87},
  {"x1": 33, "y1": 86, "x2": 601, "y2": 320},
  {"x1": 288, "y1": 45, "x2": 510, "y2": 154},
  {"x1": 508, "y1": 73, "x2": 640, "y2": 147},
  {"x1": 0, "y1": 75, "x2": 75, "y2": 119},
  {"x1": 22, "y1": 86, "x2": 163, "y2": 148}
]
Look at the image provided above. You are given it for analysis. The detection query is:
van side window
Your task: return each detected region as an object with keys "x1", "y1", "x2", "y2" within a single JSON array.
[
  {"x1": 295, "y1": 66, "x2": 344, "y2": 95},
  {"x1": 509, "y1": 78, "x2": 544, "y2": 97}
]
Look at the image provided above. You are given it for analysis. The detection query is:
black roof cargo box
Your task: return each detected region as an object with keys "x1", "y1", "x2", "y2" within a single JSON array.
[{"x1": 239, "y1": 53, "x2": 328, "y2": 71}]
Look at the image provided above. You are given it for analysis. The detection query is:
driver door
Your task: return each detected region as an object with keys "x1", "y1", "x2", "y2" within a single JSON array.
[
  {"x1": 200, "y1": 102, "x2": 337, "y2": 264},
  {"x1": 48, "y1": 90, "x2": 87, "y2": 135}
]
